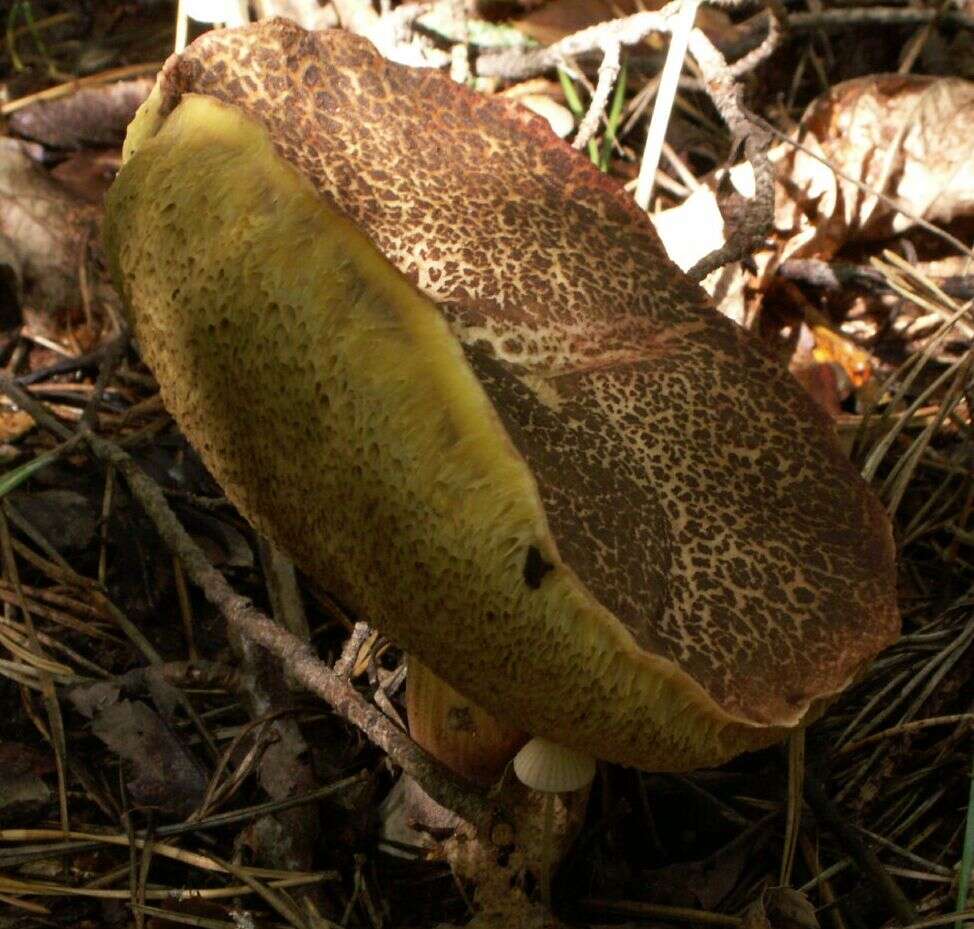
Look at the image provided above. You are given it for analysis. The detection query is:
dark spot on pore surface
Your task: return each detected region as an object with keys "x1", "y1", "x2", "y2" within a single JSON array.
[
  {"x1": 447, "y1": 705, "x2": 475, "y2": 733},
  {"x1": 523, "y1": 545, "x2": 554, "y2": 590}
]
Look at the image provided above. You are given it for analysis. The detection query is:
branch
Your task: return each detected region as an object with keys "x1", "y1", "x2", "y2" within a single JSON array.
[
  {"x1": 572, "y1": 41, "x2": 621, "y2": 152},
  {"x1": 476, "y1": 7, "x2": 675, "y2": 81},
  {"x1": 684, "y1": 27, "x2": 773, "y2": 281}
]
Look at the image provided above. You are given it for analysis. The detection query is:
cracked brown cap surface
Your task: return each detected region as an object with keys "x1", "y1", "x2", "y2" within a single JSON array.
[{"x1": 106, "y1": 19, "x2": 898, "y2": 771}]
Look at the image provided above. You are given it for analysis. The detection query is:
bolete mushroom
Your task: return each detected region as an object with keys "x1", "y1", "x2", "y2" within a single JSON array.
[{"x1": 105, "y1": 20, "x2": 897, "y2": 796}]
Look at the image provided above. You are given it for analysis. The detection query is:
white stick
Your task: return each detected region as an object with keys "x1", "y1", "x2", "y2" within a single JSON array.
[
  {"x1": 174, "y1": 0, "x2": 189, "y2": 53},
  {"x1": 229, "y1": 0, "x2": 250, "y2": 27},
  {"x1": 634, "y1": 0, "x2": 699, "y2": 210}
]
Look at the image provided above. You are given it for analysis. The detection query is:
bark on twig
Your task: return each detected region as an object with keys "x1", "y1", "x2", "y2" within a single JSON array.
[
  {"x1": 572, "y1": 42, "x2": 621, "y2": 152},
  {"x1": 476, "y1": 8, "x2": 675, "y2": 81},
  {"x1": 685, "y1": 28, "x2": 773, "y2": 281}
]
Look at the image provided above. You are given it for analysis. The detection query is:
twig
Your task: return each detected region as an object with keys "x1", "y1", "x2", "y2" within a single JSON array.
[
  {"x1": 96, "y1": 434, "x2": 492, "y2": 825},
  {"x1": 80, "y1": 334, "x2": 129, "y2": 431},
  {"x1": 804, "y1": 772, "x2": 918, "y2": 926},
  {"x1": 727, "y1": 0, "x2": 787, "y2": 78},
  {"x1": 684, "y1": 27, "x2": 773, "y2": 280},
  {"x1": 448, "y1": 0, "x2": 470, "y2": 84},
  {"x1": 724, "y1": 6, "x2": 974, "y2": 65},
  {"x1": 15, "y1": 339, "x2": 124, "y2": 388},
  {"x1": 334, "y1": 621, "x2": 371, "y2": 679},
  {"x1": 475, "y1": 0, "x2": 788, "y2": 84},
  {"x1": 475, "y1": 4, "x2": 974, "y2": 86},
  {"x1": 0, "y1": 62, "x2": 162, "y2": 117},
  {"x1": 476, "y1": 7, "x2": 675, "y2": 81},
  {"x1": 838, "y1": 714, "x2": 974, "y2": 756},
  {"x1": 573, "y1": 41, "x2": 621, "y2": 152}
]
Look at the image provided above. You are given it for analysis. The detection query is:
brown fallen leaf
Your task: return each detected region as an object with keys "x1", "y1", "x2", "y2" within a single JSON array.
[
  {"x1": 70, "y1": 682, "x2": 208, "y2": 818},
  {"x1": 808, "y1": 319, "x2": 872, "y2": 390},
  {"x1": 774, "y1": 74, "x2": 974, "y2": 260},
  {"x1": 0, "y1": 742, "x2": 53, "y2": 821},
  {"x1": 8, "y1": 489, "x2": 98, "y2": 552},
  {"x1": 8, "y1": 79, "x2": 153, "y2": 150},
  {"x1": 0, "y1": 407, "x2": 34, "y2": 443},
  {"x1": 51, "y1": 148, "x2": 123, "y2": 204},
  {"x1": 744, "y1": 887, "x2": 820, "y2": 929},
  {"x1": 638, "y1": 822, "x2": 772, "y2": 911},
  {"x1": 772, "y1": 279, "x2": 870, "y2": 419},
  {"x1": 0, "y1": 137, "x2": 96, "y2": 317}
]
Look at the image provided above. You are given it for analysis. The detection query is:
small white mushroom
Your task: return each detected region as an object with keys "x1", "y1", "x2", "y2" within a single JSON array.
[
  {"x1": 513, "y1": 737, "x2": 596, "y2": 794},
  {"x1": 512, "y1": 737, "x2": 596, "y2": 913}
]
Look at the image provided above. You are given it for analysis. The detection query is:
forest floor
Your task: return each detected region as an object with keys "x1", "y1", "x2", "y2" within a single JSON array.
[{"x1": 0, "y1": 1, "x2": 971, "y2": 928}]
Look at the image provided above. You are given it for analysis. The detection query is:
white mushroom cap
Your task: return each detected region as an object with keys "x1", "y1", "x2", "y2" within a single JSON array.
[{"x1": 513, "y1": 737, "x2": 596, "y2": 793}]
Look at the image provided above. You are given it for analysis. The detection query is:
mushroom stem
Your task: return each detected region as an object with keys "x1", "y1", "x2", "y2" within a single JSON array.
[
  {"x1": 406, "y1": 656, "x2": 526, "y2": 787},
  {"x1": 540, "y1": 791, "x2": 554, "y2": 912}
]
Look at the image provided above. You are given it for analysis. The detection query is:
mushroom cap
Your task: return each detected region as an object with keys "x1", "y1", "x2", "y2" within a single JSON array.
[
  {"x1": 513, "y1": 738, "x2": 597, "y2": 794},
  {"x1": 105, "y1": 21, "x2": 898, "y2": 772}
]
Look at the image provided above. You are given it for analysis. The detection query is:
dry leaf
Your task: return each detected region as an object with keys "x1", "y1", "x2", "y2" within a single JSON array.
[
  {"x1": 774, "y1": 75, "x2": 974, "y2": 260},
  {"x1": 639, "y1": 821, "x2": 771, "y2": 910},
  {"x1": 0, "y1": 407, "x2": 34, "y2": 443},
  {"x1": 808, "y1": 321, "x2": 872, "y2": 389},
  {"x1": 744, "y1": 888, "x2": 820, "y2": 929},
  {"x1": 70, "y1": 683, "x2": 208, "y2": 818},
  {"x1": 8, "y1": 489, "x2": 98, "y2": 552},
  {"x1": 9, "y1": 79, "x2": 153, "y2": 150},
  {"x1": 51, "y1": 149, "x2": 123, "y2": 204},
  {"x1": 0, "y1": 742, "x2": 53, "y2": 819},
  {"x1": 0, "y1": 138, "x2": 94, "y2": 315}
]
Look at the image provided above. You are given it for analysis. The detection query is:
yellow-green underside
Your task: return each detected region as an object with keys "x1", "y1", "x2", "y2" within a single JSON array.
[{"x1": 105, "y1": 91, "x2": 787, "y2": 771}]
